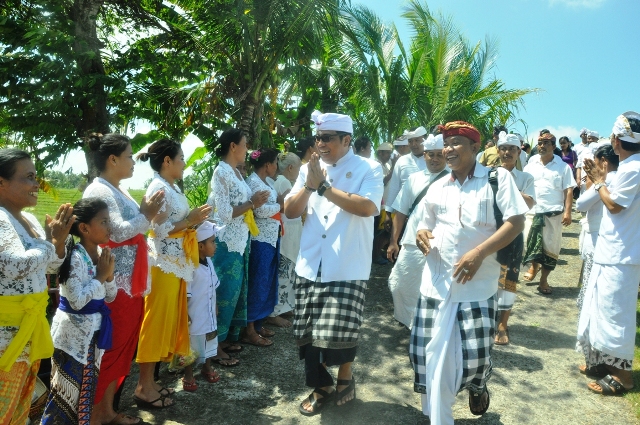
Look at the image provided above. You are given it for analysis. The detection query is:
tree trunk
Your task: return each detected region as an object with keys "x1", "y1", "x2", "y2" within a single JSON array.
[
  {"x1": 69, "y1": 0, "x2": 110, "y2": 181},
  {"x1": 238, "y1": 99, "x2": 260, "y2": 149}
]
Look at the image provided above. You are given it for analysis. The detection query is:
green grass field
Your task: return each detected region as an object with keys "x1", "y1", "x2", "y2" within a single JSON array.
[{"x1": 26, "y1": 188, "x2": 146, "y2": 226}]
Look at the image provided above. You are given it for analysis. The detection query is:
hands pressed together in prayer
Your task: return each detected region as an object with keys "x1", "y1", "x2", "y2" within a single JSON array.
[
  {"x1": 251, "y1": 190, "x2": 271, "y2": 208},
  {"x1": 582, "y1": 158, "x2": 605, "y2": 185},
  {"x1": 96, "y1": 247, "x2": 116, "y2": 284},
  {"x1": 306, "y1": 153, "x2": 327, "y2": 190},
  {"x1": 46, "y1": 203, "x2": 75, "y2": 258},
  {"x1": 416, "y1": 229, "x2": 486, "y2": 284},
  {"x1": 140, "y1": 190, "x2": 166, "y2": 221}
]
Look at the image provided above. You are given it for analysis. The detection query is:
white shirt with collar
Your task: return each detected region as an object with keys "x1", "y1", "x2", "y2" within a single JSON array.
[
  {"x1": 523, "y1": 154, "x2": 576, "y2": 214},
  {"x1": 384, "y1": 153, "x2": 426, "y2": 212},
  {"x1": 416, "y1": 163, "x2": 529, "y2": 303},
  {"x1": 594, "y1": 155, "x2": 640, "y2": 265},
  {"x1": 391, "y1": 168, "x2": 450, "y2": 247},
  {"x1": 286, "y1": 150, "x2": 384, "y2": 282}
]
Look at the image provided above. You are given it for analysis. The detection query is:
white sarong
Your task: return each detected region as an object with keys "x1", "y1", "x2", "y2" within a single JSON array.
[{"x1": 388, "y1": 244, "x2": 426, "y2": 329}]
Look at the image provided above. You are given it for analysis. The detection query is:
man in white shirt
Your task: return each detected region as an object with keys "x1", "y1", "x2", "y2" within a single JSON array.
[
  {"x1": 386, "y1": 134, "x2": 449, "y2": 329},
  {"x1": 410, "y1": 121, "x2": 528, "y2": 425},
  {"x1": 494, "y1": 132, "x2": 536, "y2": 345},
  {"x1": 577, "y1": 111, "x2": 640, "y2": 397},
  {"x1": 522, "y1": 132, "x2": 576, "y2": 294},
  {"x1": 285, "y1": 110, "x2": 383, "y2": 416},
  {"x1": 384, "y1": 126, "x2": 428, "y2": 219}
]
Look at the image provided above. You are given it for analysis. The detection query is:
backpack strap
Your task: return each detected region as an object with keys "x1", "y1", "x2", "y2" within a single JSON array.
[
  {"x1": 488, "y1": 167, "x2": 503, "y2": 229},
  {"x1": 408, "y1": 169, "x2": 449, "y2": 216}
]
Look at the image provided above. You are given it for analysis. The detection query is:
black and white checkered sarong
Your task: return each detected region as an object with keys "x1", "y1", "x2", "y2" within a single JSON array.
[
  {"x1": 293, "y1": 273, "x2": 367, "y2": 349},
  {"x1": 409, "y1": 294, "x2": 497, "y2": 395}
]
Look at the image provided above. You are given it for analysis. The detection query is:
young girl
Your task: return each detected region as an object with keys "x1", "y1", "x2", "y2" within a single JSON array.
[
  {"x1": 182, "y1": 221, "x2": 224, "y2": 391},
  {"x1": 41, "y1": 198, "x2": 118, "y2": 425}
]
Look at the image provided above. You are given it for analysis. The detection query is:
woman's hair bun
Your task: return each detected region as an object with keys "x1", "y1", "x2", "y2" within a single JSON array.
[
  {"x1": 137, "y1": 152, "x2": 151, "y2": 162},
  {"x1": 214, "y1": 144, "x2": 223, "y2": 157},
  {"x1": 87, "y1": 133, "x2": 103, "y2": 151}
]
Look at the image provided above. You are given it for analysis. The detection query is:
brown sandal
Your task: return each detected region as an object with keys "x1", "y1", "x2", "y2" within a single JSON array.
[
  {"x1": 523, "y1": 264, "x2": 541, "y2": 281},
  {"x1": 241, "y1": 334, "x2": 273, "y2": 347}
]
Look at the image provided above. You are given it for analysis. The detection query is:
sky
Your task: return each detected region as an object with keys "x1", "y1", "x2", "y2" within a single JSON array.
[
  {"x1": 359, "y1": 0, "x2": 640, "y2": 143},
  {"x1": 57, "y1": 0, "x2": 639, "y2": 188}
]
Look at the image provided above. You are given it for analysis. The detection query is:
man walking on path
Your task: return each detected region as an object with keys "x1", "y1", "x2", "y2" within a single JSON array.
[
  {"x1": 387, "y1": 134, "x2": 449, "y2": 329},
  {"x1": 522, "y1": 132, "x2": 576, "y2": 294},
  {"x1": 285, "y1": 110, "x2": 383, "y2": 416},
  {"x1": 494, "y1": 131, "x2": 536, "y2": 345},
  {"x1": 410, "y1": 121, "x2": 528, "y2": 425},
  {"x1": 577, "y1": 111, "x2": 640, "y2": 396},
  {"x1": 384, "y1": 126, "x2": 428, "y2": 220}
]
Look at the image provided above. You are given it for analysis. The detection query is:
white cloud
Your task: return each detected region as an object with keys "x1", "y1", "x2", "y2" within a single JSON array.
[{"x1": 548, "y1": 0, "x2": 607, "y2": 8}]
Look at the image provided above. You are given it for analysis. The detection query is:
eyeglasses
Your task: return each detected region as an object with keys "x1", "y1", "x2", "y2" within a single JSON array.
[{"x1": 315, "y1": 132, "x2": 349, "y2": 143}]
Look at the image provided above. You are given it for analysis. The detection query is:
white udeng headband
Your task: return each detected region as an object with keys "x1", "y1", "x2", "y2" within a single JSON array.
[
  {"x1": 402, "y1": 126, "x2": 427, "y2": 139},
  {"x1": 612, "y1": 111, "x2": 640, "y2": 144}
]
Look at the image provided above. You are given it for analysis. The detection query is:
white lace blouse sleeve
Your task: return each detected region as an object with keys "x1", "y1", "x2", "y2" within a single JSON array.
[
  {"x1": 104, "y1": 279, "x2": 117, "y2": 303},
  {"x1": 211, "y1": 167, "x2": 234, "y2": 225},
  {"x1": 147, "y1": 179, "x2": 175, "y2": 239},
  {"x1": 91, "y1": 184, "x2": 149, "y2": 243},
  {"x1": 63, "y1": 250, "x2": 106, "y2": 311},
  {"x1": 0, "y1": 215, "x2": 57, "y2": 282},
  {"x1": 248, "y1": 175, "x2": 280, "y2": 218}
]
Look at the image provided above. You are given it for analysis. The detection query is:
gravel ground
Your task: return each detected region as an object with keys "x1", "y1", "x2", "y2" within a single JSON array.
[{"x1": 117, "y1": 212, "x2": 639, "y2": 425}]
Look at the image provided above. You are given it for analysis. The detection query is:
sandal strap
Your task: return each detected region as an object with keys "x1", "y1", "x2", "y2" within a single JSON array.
[
  {"x1": 598, "y1": 375, "x2": 625, "y2": 394},
  {"x1": 313, "y1": 388, "x2": 333, "y2": 399},
  {"x1": 336, "y1": 378, "x2": 352, "y2": 386}
]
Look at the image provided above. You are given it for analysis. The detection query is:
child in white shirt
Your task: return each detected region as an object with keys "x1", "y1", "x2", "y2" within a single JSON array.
[{"x1": 182, "y1": 221, "x2": 223, "y2": 391}]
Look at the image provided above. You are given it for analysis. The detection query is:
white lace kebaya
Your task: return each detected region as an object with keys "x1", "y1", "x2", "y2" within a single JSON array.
[
  {"x1": 247, "y1": 172, "x2": 281, "y2": 247},
  {"x1": 83, "y1": 177, "x2": 151, "y2": 296},
  {"x1": 0, "y1": 208, "x2": 64, "y2": 363},
  {"x1": 207, "y1": 161, "x2": 252, "y2": 254},
  {"x1": 50, "y1": 245, "x2": 117, "y2": 365},
  {"x1": 146, "y1": 173, "x2": 195, "y2": 282}
]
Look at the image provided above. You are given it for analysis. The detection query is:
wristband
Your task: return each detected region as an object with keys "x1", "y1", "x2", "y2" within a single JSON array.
[
  {"x1": 304, "y1": 183, "x2": 317, "y2": 192},
  {"x1": 249, "y1": 200, "x2": 255, "y2": 209}
]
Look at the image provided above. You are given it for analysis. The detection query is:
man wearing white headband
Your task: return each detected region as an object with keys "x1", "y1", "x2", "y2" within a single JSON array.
[
  {"x1": 386, "y1": 134, "x2": 449, "y2": 328},
  {"x1": 384, "y1": 126, "x2": 428, "y2": 221},
  {"x1": 285, "y1": 110, "x2": 383, "y2": 415},
  {"x1": 494, "y1": 132, "x2": 536, "y2": 345},
  {"x1": 392, "y1": 136, "x2": 410, "y2": 157},
  {"x1": 578, "y1": 111, "x2": 640, "y2": 397}
]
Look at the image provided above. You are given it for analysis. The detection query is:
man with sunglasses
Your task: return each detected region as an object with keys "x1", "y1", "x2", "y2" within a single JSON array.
[
  {"x1": 284, "y1": 110, "x2": 383, "y2": 416},
  {"x1": 410, "y1": 121, "x2": 528, "y2": 424},
  {"x1": 522, "y1": 132, "x2": 576, "y2": 295}
]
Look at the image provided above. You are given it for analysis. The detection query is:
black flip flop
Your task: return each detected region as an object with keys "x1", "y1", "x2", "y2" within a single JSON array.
[
  {"x1": 298, "y1": 388, "x2": 335, "y2": 416},
  {"x1": 469, "y1": 387, "x2": 490, "y2": 416},
  {"x1": 133, "y1": 394, "x2": 173, "y2": 409}
]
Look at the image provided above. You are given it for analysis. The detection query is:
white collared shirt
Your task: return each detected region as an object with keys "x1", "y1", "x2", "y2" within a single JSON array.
[
  {"x1": 287, "y1": 150, "x2": 383, "y2": 282},
  {"x1": 523, "y1": 155, "x2": 576, "y2": 213},
  {"x1": 594, "y1": 155, "x2": 640, "y2": 265},
  {"x1": 391, "y1": 168, "x2": 449, "y2": 246},
  {"x1": 384, "y1": 153, "x2": 426, "y2": 212},
  {"x1": 416, "y1": 163, "x2": 529, "y2": 302}
]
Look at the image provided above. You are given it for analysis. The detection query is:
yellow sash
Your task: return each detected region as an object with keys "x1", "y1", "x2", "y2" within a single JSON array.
[
  {"x1": 0, "y1": 290, "x2": 53, "y2": 372},
  {"x1": 244, "y1": 209, "x2": 259, "y2": 237},
  {"x1": 149, "y1": 227, "x2": 199, "y2": 268}
]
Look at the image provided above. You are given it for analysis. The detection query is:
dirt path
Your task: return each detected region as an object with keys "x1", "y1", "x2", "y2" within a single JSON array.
[{"x1": 119, "y1": 212, "x2": 638, "y2": 424}]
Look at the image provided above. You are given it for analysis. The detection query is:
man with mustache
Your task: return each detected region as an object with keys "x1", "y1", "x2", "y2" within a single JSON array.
[
  {"x1": 410, "y1": 121, "x2": 528, "y2": 424},
  {"x1": 522, "y1": 132, "x2": 576, "y2": 294}
]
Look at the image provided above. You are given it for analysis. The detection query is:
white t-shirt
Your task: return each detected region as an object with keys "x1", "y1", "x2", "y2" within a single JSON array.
[
  {"x1": 417, "y1": 163, "x2": 530, "y2": 302},
  {"x1": 594, "y1": 155, "x2": 640, "y2": 265},
  {"x1": 286, "y1": 150, "x2": 384, "y2": 282},
  {"x1": 384, "y1": 154, "x2": 426, "y2": 212},
  {"x1": 523, "y1": 155, "x2": 576, "y2": 213}
]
